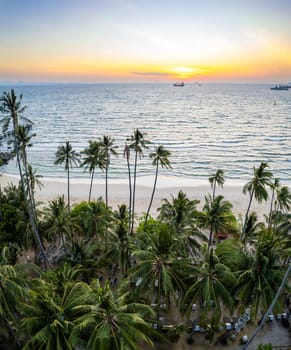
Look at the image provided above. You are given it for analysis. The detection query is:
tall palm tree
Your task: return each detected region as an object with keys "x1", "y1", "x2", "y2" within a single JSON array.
[
  {"x1": 55, "y1": 141, "x2": 80, "y2": 213},
  {"x1": 0, "y1": 89, "x2": 50, "y2": 268},
  {"x1": 99, "y1": 135, "x2": 118, "y2": 208},
  {"x1": 81, "y1": 141, "x2": 104, "y2": 202},
  {"x1": 123, "y1": 142, "x2": 132, "y2": 234},
  {"x1": 199, "y1": 194, "x2": 237, "y2": 249},
  {"x1": 127, "y1": 129, "x2": 150, "y2": 233},
  {"x1": 242, "y1": 162, "x2": 273, "y2": 240},
  {"x1": 208, "y1": 169, "x2": 225, "y2": 200},
  {"x1": 145, "y1": 145, "x2": 172, "y2": 223}
]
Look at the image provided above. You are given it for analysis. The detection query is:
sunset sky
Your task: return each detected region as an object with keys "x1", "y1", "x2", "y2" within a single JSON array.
[{"x1": 1, "y1": 0, "x2": 291, "y2": 83}]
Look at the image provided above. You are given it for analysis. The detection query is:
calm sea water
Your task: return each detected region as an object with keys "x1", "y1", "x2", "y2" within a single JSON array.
[{"x1": 0, "y1": 83, "x2": 290, "y2": 184}]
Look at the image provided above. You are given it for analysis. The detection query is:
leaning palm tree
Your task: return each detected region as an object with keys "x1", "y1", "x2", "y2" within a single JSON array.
[
  {"x1": 55, "y1": 141, "x2": 80, "y2": 213},
  {"x1": 208, "y1": 169, "x2": 225, "y2": 200},
  {"x1": 0, "y1": 89, "x2": 50, "y2": 268},
  {"x1": 81, "y1": 141, "x2": 104, "y2": 202},
  {"x1": 127, "y1": 129, "x2": 150, "y2": 233},
  {"x1": 145, "y1": 145, "x2": 172, "y2": 223},
  {"x1": 268, "y1": 178, "x2": 281, "y2": 228},
  {"x1": 99, "y1": 135, "x2": 118, "y2": 208},
  {"x1": 242, "y1": 162, "x2": 273, "y2": 240}
]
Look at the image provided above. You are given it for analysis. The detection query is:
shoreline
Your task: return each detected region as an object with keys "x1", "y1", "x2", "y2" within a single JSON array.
[{"x1": 0, "y1": 173, "x2": 273, "y2": 218}]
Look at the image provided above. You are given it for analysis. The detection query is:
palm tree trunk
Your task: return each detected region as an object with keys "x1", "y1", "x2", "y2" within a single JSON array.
[
  {"x1": 105, "y1": 167, "x2": 108, "y2": 208},
  {"x1": 145, "y1": 162, "x2": 159, "y2": 223},
  {"x1": 212, "y1": 180, "x2": 216, "y2": 200},
  {"x1": 89, "y1": 168, "x2": 95, "y2": 202},
  {"x1": 15, "y1": 144, "x2": 51, "y2": 269},
  {"x1": 131, "y1": 150, "x2": 138, "y2": 234},
  {"x1": 242, "y1": 189, "x2": 255, "y2": 241},
  {"x1": 268, "y1": 188, "x2": 275, "y2": 228},
  {"x1": 67, "y1": 167, "x2": 70, "y2": 213},
  {"x1": 208, "y1": 221, "x2": 214, "y2": 250},
  {"x1": 126, "y1": 156, "x2": 132, "y2": 235}
]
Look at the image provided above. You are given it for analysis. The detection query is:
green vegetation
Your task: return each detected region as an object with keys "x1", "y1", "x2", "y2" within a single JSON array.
[{"x1": 0, "y1": 89, "x2": 290, "y2": 349}]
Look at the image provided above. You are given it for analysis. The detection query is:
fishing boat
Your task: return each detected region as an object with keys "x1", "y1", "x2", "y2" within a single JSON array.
[{"x1": 173, "y1": 82, "x2": 184, "y2": 87}]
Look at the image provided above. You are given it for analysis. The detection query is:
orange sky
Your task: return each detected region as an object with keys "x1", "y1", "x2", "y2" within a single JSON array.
[{"x1": 1, "y1": 0, "x2": 291, "y2": 83}]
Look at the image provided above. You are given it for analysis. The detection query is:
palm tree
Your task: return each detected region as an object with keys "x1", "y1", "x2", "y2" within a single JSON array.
[
  {"x1": 21, "y1": 278, "x2": 88, "y2": 350},
  {"x1": 81, "y1": 141, "x2": 104, "y2": 202},
  {"x1": 99, "y1": 135, "x2": 118, "y2": 208},
  {"x1": 0, "y1": 262, "x2": 27, "y2": 347},
  {"x1": 235, "y1": 229, "x2": 289, "y2": 321},
  {"x1": 123, "y1": 142, "x2": 132, "y2": 234},
  {"x1": 127, "y1": 129, "x2": 150, "y2": 233},
  {"x1": 242, "y1": 162, "x2": 273, "y2": 240},
  {"x1": 43, "y1": 196, "x2": 72, "y2": 247},
  {"x1": 158, "y1": 190, "x2": 200, "y2": 235},
  {"x1": 71, "y1": 280, "x2": 155, "y2": 350},
  {"x1": 104, "y1": 204, "x2": 131, "y2": 275},
  {"x1": 183, "y1": 245, "x2": 236, "y2": 324},
  {"x1": 145, "y1": 145, "x2": 172, "y2": 223},
  {"x1": 208, "y1": 169, "x2": 225, "y2": 200},
  {"x1": 128, "y1": 223, "x2": 191, "y2": 321},
  {"x1": 55, "y1": 141, "x2": 80, "y2": 213},
  {"x1": 199, "y1": 194, "x2": 237, "y2": 249},
  {"x1": 0, "y1": 89, "x2": 50, "y2": 268}
]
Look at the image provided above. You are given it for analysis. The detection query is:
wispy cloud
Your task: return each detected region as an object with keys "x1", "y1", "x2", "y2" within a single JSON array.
[{"x1": 132, "y1": 71, "x2": 173, "y2": 76}]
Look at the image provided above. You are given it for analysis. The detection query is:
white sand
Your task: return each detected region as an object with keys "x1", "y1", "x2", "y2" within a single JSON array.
[{"x1": 0, "y1": 173, "x2": 273, "y2": 219}]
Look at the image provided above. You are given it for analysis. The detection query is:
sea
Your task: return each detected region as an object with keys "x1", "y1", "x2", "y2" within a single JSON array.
[{"x1": 0, "y1": 83, "x2": 290, "y2": 185}]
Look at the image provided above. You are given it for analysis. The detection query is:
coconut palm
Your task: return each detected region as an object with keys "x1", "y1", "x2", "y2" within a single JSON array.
[
  {"x1": 104, "y1": 204, "x2": 131, "y2": 275},
  {"x1": 145, "y1": 145, "x2": 172, "y2": 223},
  {"x1": 158, "y1": 190, "x2": 200, "y2": 234},
  {"x1": 74, "y1": 199, "x2": 114, "y2": 241},
  {"x1": 127, "y1": 129, "x2": 150, "y2": 233},
  {"x1": 235, "y1": 229, "x2": 289, "y2": 320},
  {"x1": 55, "y1": 141, "x2": 80, "y2": 213},
  {"x1": 242, "y1": 162, "x2": 273, "y2": 240},
  {"x1": 43, "y1": 196, "x2": 73, "y2": 247},
  {"x1": 0, "y1": 89, "x2": 50, "y2": 268},
  {"x1": 99, "y1": 135, "x2": 118, "y2": 208},
  {"x1": 21, "y1": 278, "x2": 88, "y2": 350},
  {"x1": 123, "y1": 142, "x2": 132, "y2": 234},
  {"x1": 71, "y1": 280, "x2": 155, "y2": 350},
  {"x1": 81, "y1": 141, "x2": 105, "y2": 202},
  {"x1": 0, "y1": 261, "x2": 28, "y2": 347},
  {"x1": 208, "y1": 169, "x2": 225, "y2": 200},
  {"x1": 274, "y1": 185, "x2": 291, "y2": 213},
  {"x1": 128, "y1": 223, "x2": 191, "y2": 321},
  {"x1": 199, "y1": 194, "x2": 237, "y2": 249},
  {"x1": 183, "y1": 245, "x2": 236, "y2": 323}
]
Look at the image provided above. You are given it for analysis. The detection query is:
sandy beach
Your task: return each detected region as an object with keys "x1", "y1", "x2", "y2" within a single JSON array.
[{"x1": 0, "y1": 173, "x2": 272, "y2": 219}]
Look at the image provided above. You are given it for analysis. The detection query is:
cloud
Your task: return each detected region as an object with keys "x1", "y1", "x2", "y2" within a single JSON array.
[{"x1": 132, "y1": 71, "x2": 173, "y2": 76}]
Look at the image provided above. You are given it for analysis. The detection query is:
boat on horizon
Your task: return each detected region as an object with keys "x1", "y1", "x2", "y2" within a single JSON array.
[
  {"x1": 173, "y1": 82, "x2": 184, "y2": 87},
  {"x1": 270, "y1": 85, "x2": 289, "y2": 91}
]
